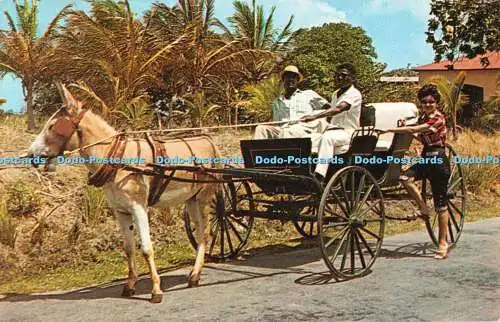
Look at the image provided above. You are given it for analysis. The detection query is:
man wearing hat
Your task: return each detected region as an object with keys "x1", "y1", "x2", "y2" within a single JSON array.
[
  {"x1": 253, "y1": 65, "x2": 330, "y2": 141},
  {"x1": 299, "y1": 62, "x2": 363, "y2": 183}
]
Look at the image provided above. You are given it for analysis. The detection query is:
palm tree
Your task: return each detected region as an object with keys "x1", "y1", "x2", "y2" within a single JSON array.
[
  {"x1": 0, "y1": 0, "x2": 69, "y2": 130},
  {"x1": 228, "y1": 0, "x2": 294, "y2": 52},
  {"x1": 53, "y1": 0, "x2": 193, "y2": 129},
  {"x1": 239, "y1": 74, "x2": 282, "y2": 122},
  {"x1": 150, "y1": 0, "x2": 275, "y2": 126},
  {"x1": 427, "y1": 71, "x2": 468, "y2": 139},
  {"x1": 226, "y1": 0, "x2": 294, "y2": 82}
]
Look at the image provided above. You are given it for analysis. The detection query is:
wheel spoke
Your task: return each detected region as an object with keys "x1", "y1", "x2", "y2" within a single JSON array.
[
  {"x1": 209, "y1": 222, "x2": 218, "y2": 255},
  {"x1": 447, "y1": 205, "x2": 461, "y2": 231},
  {"x1": 327, "y1": 226, "x2": 349, "y2": 261},
  {"x1": 350, "y1": 230, "x2": 355, "y2": 274},
  {"x1": 354, "y1": 230, "x2": 367, "y2": 269},
  {"x1": 357, "y1": 199, "x2": 380, "y2": 219},
  {"x1": 448, "y1": 177, "x2": 463, "y2": 193},
  {"x1": 340, "y1": 231, "x2": 351, "y2": 271},
  {"x1": 220, "y1": 218, "x2": 225, "y2": 257},
  {"x1": 448, "y1": 200, "x2": 464, "y2": 220},
  {"x1": 356, "y1": 229, "x2": 375, "y2": 258},
  {"x1": 226, "y1": 218, "x2": 244, "y2": 243},
  {"x1": 224, "y1": 219, "x2": 234, "y2": 254},
  {"x1": 359, "y1": 226, "x2": 381, "y2": 240},
  {"x1": 329, "y1": 189, "x2": 350, "y2": 217},
  {"x1": 324, "y1": 226, "x2": 348, "y2": 249},
  {"x1": 230, "y1": 215, "x2": 249, "y2": 229},
  {"x1": 354, "y1": 173, "x2": 367, "y2": 209},
  {"x1": 354, "y1": 183, "x2": 375, "y2": 214},
  {"x1": 447, "y1": 218, "x2": 455, "y2": 244},
  {"x1": 340, "y1": 175, "x2": 352, "y2": 212}
]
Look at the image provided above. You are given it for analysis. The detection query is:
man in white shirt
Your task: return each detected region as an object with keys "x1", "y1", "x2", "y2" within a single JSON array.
[
  {"x1": 253, "y1": 65, "x2": 330, "y2": 140},
  {"x1": 299, "y1": 63, "x2": 362, "y2": 182}
]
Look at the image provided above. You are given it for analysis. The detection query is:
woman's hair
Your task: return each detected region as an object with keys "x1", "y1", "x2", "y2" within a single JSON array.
[{"x1": 417, "y1": 84, "x2": 441, "y2": 103}]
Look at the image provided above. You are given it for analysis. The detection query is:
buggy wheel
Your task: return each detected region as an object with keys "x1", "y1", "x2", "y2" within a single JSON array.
[
  {"x1": 293, "y1": 204, "x2": 318, "y2": 238},
  {"x1": 424, "y1": 143, "x2": 466, "y2": 247},
  {"x1": 184, "y1": 180, "x2": 254, "y2": 261},
  {"x1": 318, "y1": 166, "x2": 385, "y2": 279}
]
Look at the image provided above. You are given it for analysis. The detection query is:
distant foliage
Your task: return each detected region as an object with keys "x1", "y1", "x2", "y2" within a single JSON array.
[
  {"x1": 285, "y1": 23, "x2": 385, "y2": 103},
  {"x1": 426, "y1": 0, "x2": 500, "y2": 65},
  {"x1": 239, "y1": 74, "x2": 282, "y2": 122}
]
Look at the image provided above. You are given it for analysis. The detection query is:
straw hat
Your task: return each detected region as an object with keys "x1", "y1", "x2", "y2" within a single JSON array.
[{"x1": 281, "y1": 65, "x2": 303, "y2": 82}]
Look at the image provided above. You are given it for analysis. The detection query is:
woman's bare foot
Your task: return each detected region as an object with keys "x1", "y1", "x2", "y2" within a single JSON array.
[{"x1": 434, "y1": 243, "x2": 449, "y2": 259}]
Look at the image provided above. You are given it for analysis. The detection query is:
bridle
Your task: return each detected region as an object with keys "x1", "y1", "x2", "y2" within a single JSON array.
[{"x1": 49, "y1": 108, "x2": 89, "y2": 154}]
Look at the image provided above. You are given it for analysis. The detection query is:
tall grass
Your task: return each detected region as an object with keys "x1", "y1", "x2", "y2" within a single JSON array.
[
  {"x1": 0, "y1": 200, "x2": 18, "y2": 248},
  {"x1": 453, "y1": 129, "x2": 500, "y2": 193},
  {"x1": 6, "y1": 182, "x2": 40, "y2": 217},
  {"x1": 82, "y1": 186, "x2": 108, "y2": 226}
]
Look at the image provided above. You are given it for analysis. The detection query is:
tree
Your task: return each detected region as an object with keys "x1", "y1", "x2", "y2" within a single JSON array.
[
  {"x1": 239, "y1": 74, "x2": 282, "y2": 122},
  {"x1": 426, "y1": 0, "x2": 500, "y2": 66},
  {"x1": 426, "y1": 71, "x2": 468, "y2": 139},
  {"x1": 0, "y1": 98, "x2": 6, "y2": 106},
  {"x1": 224, "y1": 0, "x2": 294, "y2": 81},
  {"x1": 53, "y1": 0, "x2": 193, "y2": 129},
  {"x1": 0, "y1": 0, "x2": 69, "y2": 130},
  {"x1": 285, "y1": 23, "x2": 385, "y2": 102}
]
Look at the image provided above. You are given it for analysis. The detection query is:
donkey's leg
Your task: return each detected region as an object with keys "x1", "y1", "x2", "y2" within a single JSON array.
[
  {"x1": 115, "y1": 211, "x2": 138, "y2": 297},
  {"x1": 131, "y1": 204, "x2": 163, "y2": 303},
  {"x1": 185, "y1": 198, "x2": 207, "y2": 287}
]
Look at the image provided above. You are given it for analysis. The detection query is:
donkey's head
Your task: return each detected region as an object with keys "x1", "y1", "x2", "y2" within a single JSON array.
[{"x1": 28, "y1": 83, "x2": 87, "y2": 171}]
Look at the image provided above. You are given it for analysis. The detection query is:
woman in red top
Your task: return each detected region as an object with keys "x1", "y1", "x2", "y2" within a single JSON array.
[{"x1": 384, "y1": 84, "x2": 451, "y2": 259}]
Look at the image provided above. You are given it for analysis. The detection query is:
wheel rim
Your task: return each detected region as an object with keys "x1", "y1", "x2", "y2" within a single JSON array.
[
  {"x1": 318, "y1": 166, "x2": 385, "y2": 279},
  {"x1": 184, "y1": 181, "x2": 254, "y2": 261},
  {"x1": 424, "y1": 144, "x2": 466, "y2": 247},
  {"x1": 293, "y1": 202, "x2": 318, "y2": 238}
]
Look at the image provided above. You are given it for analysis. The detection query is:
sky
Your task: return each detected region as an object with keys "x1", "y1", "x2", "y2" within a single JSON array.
[{"x1": 0, "y1": 0, "x2": 434, "y2": 112}]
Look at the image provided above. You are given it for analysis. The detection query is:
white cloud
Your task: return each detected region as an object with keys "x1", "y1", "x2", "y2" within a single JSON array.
[
  {"x1": 273, "y1": 0, "x2": 347, "y2": 28},
  {"x1": 365, "y1": 0, "x2": 430, "y2": 21},
  {"x1": 215, "y1": 0, "x2": 347, "y2": 30}
]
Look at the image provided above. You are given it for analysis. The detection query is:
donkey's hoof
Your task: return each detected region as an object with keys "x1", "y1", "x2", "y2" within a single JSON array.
[
  {"x1": 150, "y1": 293, "x2": 163, "y2": 304},
  {"x1": 121, "y1": 286, "x2": 135, "y2": 297},
  {"x1": 188, "y1": 278, "x2": 200, "y2": 288}
]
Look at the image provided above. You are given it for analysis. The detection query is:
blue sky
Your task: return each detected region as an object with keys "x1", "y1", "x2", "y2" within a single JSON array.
[{"x1": 0, "y1": 0, "x2": 434, "y2": 112}]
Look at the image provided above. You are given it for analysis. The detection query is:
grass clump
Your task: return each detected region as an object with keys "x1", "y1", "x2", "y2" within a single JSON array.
[
  {"x1": 0, "y1": 200, "x2": 18, "y2": 248},
  {"x1": 6, "y1": 182, "x2": 40, "y2": 217},
  {"x1": 82, "y1": 186, "x2": 108, "y2": 226}
]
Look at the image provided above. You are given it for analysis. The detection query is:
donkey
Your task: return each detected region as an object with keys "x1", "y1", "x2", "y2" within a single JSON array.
[{"x1": 28, "y1": 84, "x2": 220, "y2": 303}]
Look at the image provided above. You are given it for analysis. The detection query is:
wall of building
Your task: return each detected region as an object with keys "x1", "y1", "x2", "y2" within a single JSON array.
[{"x1": 417, "y1": 69, "x2": 499, "y2": 101}]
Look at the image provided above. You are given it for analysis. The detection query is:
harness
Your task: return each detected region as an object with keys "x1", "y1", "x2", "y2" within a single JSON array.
[{"x1": 52, "y1": 110, "x2": 218, "y2": 206}]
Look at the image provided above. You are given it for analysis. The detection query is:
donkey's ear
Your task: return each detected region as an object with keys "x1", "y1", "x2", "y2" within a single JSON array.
[{"x1": 56, "y1": 82, "x2": 80, "y2": 114}]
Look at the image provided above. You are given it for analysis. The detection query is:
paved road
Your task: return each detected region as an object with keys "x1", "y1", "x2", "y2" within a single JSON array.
[{"x1": 1, "y1": 218, "x2": 499, "y2": 321}]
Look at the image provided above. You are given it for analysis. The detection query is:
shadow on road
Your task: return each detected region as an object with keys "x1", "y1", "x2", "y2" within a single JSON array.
[
  {"x1": 0, "y1": 268, "x2": 188, "y2": 303},
  {"x1": 0, "y1": 240, "x2": 436, "y2": 303}
]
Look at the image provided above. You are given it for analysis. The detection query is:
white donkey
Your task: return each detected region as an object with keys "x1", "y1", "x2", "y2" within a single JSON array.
[{"x1": 28, "y1": 85, "x2": 220, "y2": 303}]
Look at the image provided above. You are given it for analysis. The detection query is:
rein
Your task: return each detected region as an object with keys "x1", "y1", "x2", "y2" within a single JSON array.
[{"x1": 62, "y1": 119, "x2": 291, "y2": 156}]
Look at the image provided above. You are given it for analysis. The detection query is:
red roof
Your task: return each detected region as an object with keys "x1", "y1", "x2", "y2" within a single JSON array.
[{"x1": 414, "y1": 51, "x2": 500, "y2": 71}]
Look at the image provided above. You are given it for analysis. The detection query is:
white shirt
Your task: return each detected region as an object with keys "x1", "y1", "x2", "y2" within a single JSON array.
[
  {"x1": 272, "y1": 89, "x2": 328, "y2": 122},
  {"x1": 329, "y1": 85, "x2": 362, "y2": 131}
]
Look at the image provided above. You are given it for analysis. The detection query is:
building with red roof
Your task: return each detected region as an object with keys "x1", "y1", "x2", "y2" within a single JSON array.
[{"x1": 413, "y1": 51, "x2": 499, "y2": 102}]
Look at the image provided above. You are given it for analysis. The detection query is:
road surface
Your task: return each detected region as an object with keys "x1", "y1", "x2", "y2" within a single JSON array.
[{"x1": 1, "y1": 218, "x2": 499, "y2": 321}]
